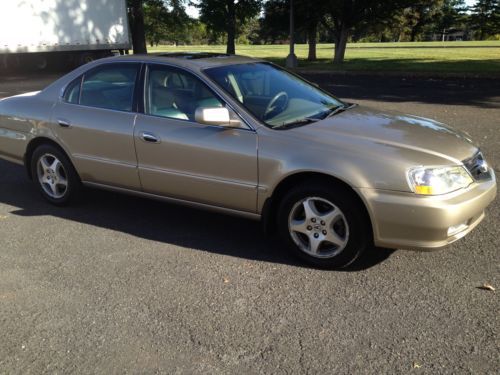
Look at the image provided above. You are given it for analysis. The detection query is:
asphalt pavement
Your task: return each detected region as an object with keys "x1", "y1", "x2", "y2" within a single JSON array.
[{"x1": 0, "y1": 71, "x2": 498, "y2": 374}]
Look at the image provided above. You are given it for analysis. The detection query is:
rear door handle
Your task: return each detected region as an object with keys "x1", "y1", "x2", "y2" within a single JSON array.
[
  {"x1": 140, "y1": 131, "x2": 160, "y2": 143},
  {"x1": 57, "y1": 118, "x2": 71, "y2": 128}
]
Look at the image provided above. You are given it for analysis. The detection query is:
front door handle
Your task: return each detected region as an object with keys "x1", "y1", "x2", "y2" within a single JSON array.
[
  {"x1": 140, "y1": 131, "x2": 160, "y2": 143},
  {"x1": 57, "y1": 118, "x2": 71, "y2": 128}
]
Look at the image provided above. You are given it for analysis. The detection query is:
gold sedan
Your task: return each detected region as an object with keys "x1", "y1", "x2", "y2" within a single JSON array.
[{"x1": 0, "y1": 53, "x2": 496, "y2": 268}]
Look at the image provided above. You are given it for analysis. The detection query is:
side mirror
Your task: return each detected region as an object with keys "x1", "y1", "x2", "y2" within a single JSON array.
[{"x1": 195, "y1": 107, "x2": 244, "y2": 128}]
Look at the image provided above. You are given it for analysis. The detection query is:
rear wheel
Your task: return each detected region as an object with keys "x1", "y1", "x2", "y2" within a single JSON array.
[
  {"x1": 77, "y1": 52, "x2": 99, "y2": 67},
  {"x1": 277, "y1": 181, "x2": 371, "y2": 268},
  {"x1": 31, "y1": 145, "x2": 82, "y2": 205},
  {"x1": 32, "y1": 54, "x2": 48, "y2": 70}
]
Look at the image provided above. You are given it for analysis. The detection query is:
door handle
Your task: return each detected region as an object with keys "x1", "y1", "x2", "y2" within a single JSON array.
[
  {"x1": 140, "y1": 131, "x2": 160, "y2": 143},
  {"x1": 57, "y1": 118, "x2": 71, "y2": 128}
]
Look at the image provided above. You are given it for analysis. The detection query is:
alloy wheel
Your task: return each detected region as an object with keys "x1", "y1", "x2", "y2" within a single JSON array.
[
  {"x1": 36, "y1": 153, "x2": 68, "y2": 199},
  {"x1": 288, "y1": 196, "x2": 349, "y2": 258}
]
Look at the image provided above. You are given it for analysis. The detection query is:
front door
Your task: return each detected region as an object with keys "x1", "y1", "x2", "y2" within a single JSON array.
[{"x1": 134, "y1": 64, "x2": 258, "y2": 213}]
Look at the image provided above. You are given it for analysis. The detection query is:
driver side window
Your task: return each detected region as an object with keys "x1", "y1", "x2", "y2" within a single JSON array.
[{"x1": 145, "y1": 65, "x2": 224, "y2": 122}]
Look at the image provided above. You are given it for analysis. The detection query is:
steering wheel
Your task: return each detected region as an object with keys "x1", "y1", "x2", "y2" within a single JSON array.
[{"x1": 264, "y1": 91, "x2": 289, "y2": 120}]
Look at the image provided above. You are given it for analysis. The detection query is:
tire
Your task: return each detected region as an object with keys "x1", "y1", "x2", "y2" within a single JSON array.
[
  {"x1": 32, "y1": 54, "x2": 48, "y2": 71},
  {"x1": 78, "y1": 52, "x2": 97, "y2": 66},
  {"x1": 31, "y1": 145, "x2": 82, "y2": 206},
  {"x1": 277, "y1": 181, "x2": 371, "y2": 269}
]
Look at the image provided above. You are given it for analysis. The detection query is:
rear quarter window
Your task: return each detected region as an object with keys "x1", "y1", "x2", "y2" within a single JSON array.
[{"x1": 63, "y1": 76, "x2": 82, "y2": 104}]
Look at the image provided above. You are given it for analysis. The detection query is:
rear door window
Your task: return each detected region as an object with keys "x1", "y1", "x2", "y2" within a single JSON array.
[{"x1": 80, "y1": 64, "x2": 140, "y2": 112}]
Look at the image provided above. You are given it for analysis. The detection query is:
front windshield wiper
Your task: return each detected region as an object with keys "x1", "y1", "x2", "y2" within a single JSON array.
[
  {"x1": 323, "y1": 103, "x2": 357, "y2": 119},
  {"x1": 274, "y1": 117, "x2": 322, "y2": 129},
  {"x1": 273, "y1": 103, "x2": 357, "y2": 130}
]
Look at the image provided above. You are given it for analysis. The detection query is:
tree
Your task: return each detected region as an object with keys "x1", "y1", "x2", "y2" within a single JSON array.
[
  {"x1": 433, "y1": 0, "x2": 467, "y2": 40},
  {"x1": 128, "y1": 0, "x2": 148, "y2": 53},
  {"x1": 296, "y1": 1, "x2": 329, "y2": 60},
  {"x1": 237, "y1": 17, "x2": 262, "y2": 44},
  {"x1": 129, "y1": 1, "x2": 191, "y2": 50},
  {"x1": 260, "y1": 0, "x2": 289, "y2": 44},
  {"x1": 185, "y1": 19, "x2": 210, "y2": 45},
  {"x1": 143, "y1": 0, "x2": 169, "y2": 46},
  {"x1": 260, "y1": 0, "x2": 328, "y2": 60},
  {"x1": 404, "y1": 0, "x2": 442, "y2": 41},
  {"x1": 325, "y1": 0, "x2": 411, "y2": 63},
  {"x1": 195, "y1": 0, "x2": 262, "y2": 54},
  {"x1": 470, "y1": 0, "x2": 500, "y2": 40}
]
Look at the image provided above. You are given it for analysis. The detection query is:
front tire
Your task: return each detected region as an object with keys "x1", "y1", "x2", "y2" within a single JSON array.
[
  {"x1": 31, "y1": 145, "x2": 81, "y2": 206},
  {"x1": 277, "y1": 181, "x2": 371, "y2": 269}
]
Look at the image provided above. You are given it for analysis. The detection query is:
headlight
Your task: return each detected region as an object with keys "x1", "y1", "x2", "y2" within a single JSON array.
[{"x1": 408, "y1": 166, "x2": 473, "y2": 195}]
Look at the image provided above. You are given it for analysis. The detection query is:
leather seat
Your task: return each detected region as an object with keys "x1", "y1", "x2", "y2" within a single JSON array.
[{"x1": 148, "y1": 70, "x2": 188, "y2": 120}]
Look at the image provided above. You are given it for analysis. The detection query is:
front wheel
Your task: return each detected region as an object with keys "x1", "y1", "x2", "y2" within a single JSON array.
[
  {"x1": 31, "y1": 145, "x2": 82, "y2": 206},
  {"x1": 277, "y1": 182, "x2": 371, "y2": 268}
]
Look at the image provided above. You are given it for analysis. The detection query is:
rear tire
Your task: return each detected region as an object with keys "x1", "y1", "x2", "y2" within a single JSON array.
[
  {"x1": 277, "y1": 181, "x2": 371, "y2": 269},
  {"x1": 31, "y1": 145, "x2": 82, "y2": 206}
]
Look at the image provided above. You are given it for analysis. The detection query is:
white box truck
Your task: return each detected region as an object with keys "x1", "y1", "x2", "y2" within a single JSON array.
[{"x1": 0, "y1": 0, "x2": 131, "y2": 70}]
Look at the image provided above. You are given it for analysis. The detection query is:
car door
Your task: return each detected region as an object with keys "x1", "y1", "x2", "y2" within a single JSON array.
[
  {"x1": 51, "y1": 62, "x2": 142, "y2": 190},
  {"x1": 134, "y1": 64, "x2": 258, "y2": 213}
]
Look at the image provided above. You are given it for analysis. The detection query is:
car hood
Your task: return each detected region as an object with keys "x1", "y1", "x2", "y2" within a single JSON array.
[{"x1": 290, "y1": 105, "x2": 477, "y2": 163}]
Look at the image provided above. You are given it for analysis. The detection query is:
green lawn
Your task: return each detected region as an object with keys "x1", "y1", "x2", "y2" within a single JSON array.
[{"x1": 149, "y1": 41, "x2": 500, "y2": 75}]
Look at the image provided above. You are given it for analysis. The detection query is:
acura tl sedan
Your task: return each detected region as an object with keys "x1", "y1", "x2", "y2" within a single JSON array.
[{"x1": 0, "y1": 53, "x2": 496, "y2": 268}]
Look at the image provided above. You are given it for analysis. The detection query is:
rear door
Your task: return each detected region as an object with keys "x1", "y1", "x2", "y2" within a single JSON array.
[
  {"x1": 134, "y1": 64, "x2": 258, "y2": 213},
  {"x1": 52, "y1": 62, "x2": 142, "y2": 190}
]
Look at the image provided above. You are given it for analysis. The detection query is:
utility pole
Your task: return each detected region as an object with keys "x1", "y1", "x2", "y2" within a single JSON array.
[{"x1": 285, "y1": 0, "x2": 298, "y2": 68}]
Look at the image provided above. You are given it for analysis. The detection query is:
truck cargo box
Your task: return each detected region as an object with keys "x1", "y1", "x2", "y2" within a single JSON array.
[{"x1": 0, "y1": 0, "x2": 131, "y2": 54}]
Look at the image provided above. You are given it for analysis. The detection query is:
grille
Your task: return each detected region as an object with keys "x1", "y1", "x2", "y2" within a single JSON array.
[{"x1": 463, "y1": 151, "x2": 492, "y2": 181}]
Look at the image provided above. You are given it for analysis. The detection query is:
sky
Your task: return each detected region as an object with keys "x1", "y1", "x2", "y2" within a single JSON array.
[{"x1": 185, "y1": 0, "x2": 478, "y2": 20}]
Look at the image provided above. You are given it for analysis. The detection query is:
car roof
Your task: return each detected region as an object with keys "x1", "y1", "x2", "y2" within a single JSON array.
[
  {"x1": 39, "y1": 53, "x2": 266, "y2": 101},
  {"x1": 101, "y1": 53, "x2": 264, "y2": 70}
]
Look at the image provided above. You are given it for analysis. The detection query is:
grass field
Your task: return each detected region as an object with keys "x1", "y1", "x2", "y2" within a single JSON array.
[{"x1": 149, "y1": 41, "x2": 500, "y2": 75}]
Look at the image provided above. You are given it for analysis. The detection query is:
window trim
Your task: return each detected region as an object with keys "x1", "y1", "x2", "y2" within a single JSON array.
[{"x1": 58, "y1": 59, "x2": 255, "y2": 131}]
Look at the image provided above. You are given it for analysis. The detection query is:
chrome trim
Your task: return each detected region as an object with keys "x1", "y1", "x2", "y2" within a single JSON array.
[
  {"x1": 82, "y1": 181, "x2": 261, "y2": 220},
  {"x1": 57, "y1": 119, "x2": 71, "y2": 128},
  {"x1": 140, "y1": 131, "x2": 160, "y2": 143}
]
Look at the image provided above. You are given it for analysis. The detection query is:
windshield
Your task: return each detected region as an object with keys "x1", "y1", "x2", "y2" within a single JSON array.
[{"x1": 204, "y1": 63, "x2": 345, "y2": 129}]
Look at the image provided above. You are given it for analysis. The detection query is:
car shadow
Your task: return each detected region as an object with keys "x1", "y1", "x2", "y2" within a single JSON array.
[{"x1": 0, "y1": 160, "x2": 393, "y2": 271}]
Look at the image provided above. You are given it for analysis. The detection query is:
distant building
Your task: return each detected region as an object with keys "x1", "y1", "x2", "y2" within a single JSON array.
[{"x1": 428, "y1": 29, "x2": 470, "y2": 41}]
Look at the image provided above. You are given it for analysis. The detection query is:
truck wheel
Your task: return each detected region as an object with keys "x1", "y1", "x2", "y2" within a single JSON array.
[
  {"x1": 33, "y1": 55, "x2": 48, "y2": 70},
  {"x1": 31, "y1": 145, "x2": 82, "y2": 206},
  {"x1": 277, "y1": 182, "x2": 371, "y2": 269},
  {"x1": 78, "y1": 52, "x2": 98, "y2": 66}
]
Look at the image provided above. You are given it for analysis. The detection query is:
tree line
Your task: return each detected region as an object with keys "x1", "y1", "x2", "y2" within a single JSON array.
[{"x1": 128, "y1": 0, "x2": 500, "y2": 63}]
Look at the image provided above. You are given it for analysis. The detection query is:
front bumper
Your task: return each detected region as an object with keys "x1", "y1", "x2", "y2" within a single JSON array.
[{"x1": 357, "y1": 170, "x2": 497, "y2": 251}]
